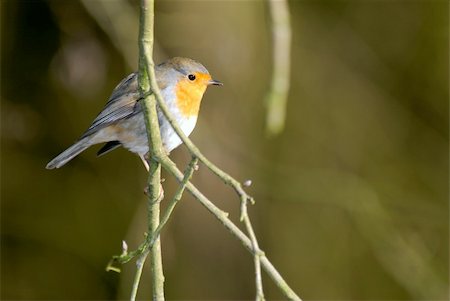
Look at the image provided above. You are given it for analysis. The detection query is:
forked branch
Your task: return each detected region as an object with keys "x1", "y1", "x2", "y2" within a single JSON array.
[{"x1": 107, "y1": 0, "x2": 301, "y2": 300}]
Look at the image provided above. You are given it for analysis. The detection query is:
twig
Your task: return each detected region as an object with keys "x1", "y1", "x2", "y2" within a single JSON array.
[
  {"x1": 107, "y1": 158, "x2": 197, "y2": 269},
  {"x1": 147, "y1": 157, "x2": 198, "y2": 247},
  {"x1": 137, "y1": 0, "x2": 165, "y2": 299},
  {"x1": 145, "y1": 157, "x2": 165, "y2": 300},
  {"x1": 105, "y1": 0, "x2": 301, "y2": 299},
  {"x1": 149, "y1": 63, "x2": 272, "y2": 300},
  {"x1": 266, "y1": 0, "x2": 292, "y2": 136},
  {"x1": 241, "y1": 199, "x2": 265, "y2": 300},
  {"x1": 146, "y1": 43, "x2": 298, "y2": 300},
  {"x1": 130, "y1": 251, "x2": 149, "y2": 301},
  {"x1": 142, "y1": 63, "x2": 253, "y2": 204},
  {"x1": 158, "y1": 156, "x2": 301, "y2": 301},
  {"x1": 109, "y1": 148, "x2": 300, "y2": 300},
  {"x1": 153, "y1": 87, "x2": 255, "y2": 206}
]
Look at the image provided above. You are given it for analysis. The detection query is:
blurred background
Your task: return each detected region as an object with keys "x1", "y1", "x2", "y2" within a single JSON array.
[{"x1": 1, "y1": 0, "x2": 448, "y2": 300}]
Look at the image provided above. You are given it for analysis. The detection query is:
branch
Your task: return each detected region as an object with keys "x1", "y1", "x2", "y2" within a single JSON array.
[
  {"x1": 106, "y1": 158, "x2": 197, "y2": 268},
  {"x1": 130, "y1": 251, "x2": 149, "y2": 301},
  {"x1": 241, "y1": 199, "x2": 265, "y2": 300},
  {"x1": 265, "y1": 0, "x2": 292, "y2": 136},
  {"x1": 147, "y1": 157, "x2": 198, "y2": 248},
  {"x1": 146, "y1": 47, "x2": 299, "y2": 301},
  {"x1": 110, "y1": 153, "x2": 301, "y2": 299},
  {"x1": 106, "y1": 0, "x2": 301, "y2": 299},
  {"x1": 151, "y1": 83, "x2": 254, "y2": 207},
  {"x1": 137, "y1": 0, "x2": 165, "y2": 299},
  {"x1": 158, "y1": 156, "x2": 301, "y2": 300}
]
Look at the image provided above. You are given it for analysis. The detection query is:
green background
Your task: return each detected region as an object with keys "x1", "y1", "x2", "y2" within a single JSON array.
[{"x1": 1, "y1": 0, "x2": 448, "y2": 299}]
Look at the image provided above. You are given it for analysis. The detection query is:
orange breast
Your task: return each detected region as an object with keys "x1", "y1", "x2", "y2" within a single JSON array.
[{"x1": 175, "y1": 74, "x2": 209, "y2": 117}]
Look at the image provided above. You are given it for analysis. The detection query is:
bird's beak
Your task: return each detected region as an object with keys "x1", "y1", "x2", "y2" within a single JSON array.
[{"x1": 208, "y1": 79, "x2": 223, "y2": 86}]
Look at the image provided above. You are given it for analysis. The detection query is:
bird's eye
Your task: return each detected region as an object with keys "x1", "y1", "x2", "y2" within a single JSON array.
[{"x1": 188, "y1": 74, "x2": 196, "y2": 81}]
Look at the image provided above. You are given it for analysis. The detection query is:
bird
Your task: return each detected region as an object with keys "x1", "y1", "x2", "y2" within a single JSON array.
[{"x1": 46, "y1": 57, "x2": 222, "y2": 169}]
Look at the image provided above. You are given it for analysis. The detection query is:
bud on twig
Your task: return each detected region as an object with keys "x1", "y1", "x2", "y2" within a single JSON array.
[{"x1": 122, "y1": 240, "x2": 128, "y2": 254}]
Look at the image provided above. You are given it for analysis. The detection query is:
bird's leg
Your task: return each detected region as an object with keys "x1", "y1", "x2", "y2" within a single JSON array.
[{"x1": 140, "y1": 154, "x2": 150, "y2": 172}]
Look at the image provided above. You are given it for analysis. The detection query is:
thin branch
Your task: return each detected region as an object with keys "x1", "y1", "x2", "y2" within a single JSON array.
[
  {"x1": 152, "y1": 86, "x2": 254, "y2": 206},
  {"x1": 147, "y1": 157, "x2": 198, "y2": 248},
  {"x1": 139, "y1": 56, "x2": 253, "y2": 203},
  {"x1": 105, "y1": 0, "x2": 300, "y2": 299},
  {"x1": 107, "y1": 158, "x2": 197, "y2": 268},
  {"x1": 158, "y1": 156, "x2": 301, "y2": 301},
  {"x1": 109, "y1": 155, "x2": 300, "y2": 300},
  {"x1": 147, "y1": 46, "x2": 299, "y2": 301},
  {"x1": 148, "y1": 63, "x2": 273, "y2": 300},
  {"x1": 241, "y1": 199, "x2": 265, "y2": 300},
  {"x1": 138, "y1": 0, "x2": 165, "y2": 299},
  {"x1": 266, "y1": 0, "x2": 292, "y2": 136},
  {"x1": 130, "y1": 251, "x2": 149, "y2": 301}
]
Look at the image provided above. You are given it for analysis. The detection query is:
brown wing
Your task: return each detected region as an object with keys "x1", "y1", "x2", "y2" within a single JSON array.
[{"x1": 81, "y1": 73, "x2": 142, "y2": 138}]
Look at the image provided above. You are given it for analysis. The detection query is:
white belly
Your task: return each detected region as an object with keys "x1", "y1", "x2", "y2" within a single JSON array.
[
  {"x1": 159, "y1": 114, "x2": 197, "y2": 152},
  {"x1": 114, "y1": 111, "x2": 197, "y2": 156}
]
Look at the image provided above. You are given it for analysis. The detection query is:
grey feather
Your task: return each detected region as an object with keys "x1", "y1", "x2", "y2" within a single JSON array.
[
  {"x1": 46, "y1": 137, "x2": 91, "y2": 169},
  {"x1": 46, "y1": 73, "x2": 142, "y2": 169},
  {"x1": 81, "y1": 73, "x2": 143, "y2": 138}
]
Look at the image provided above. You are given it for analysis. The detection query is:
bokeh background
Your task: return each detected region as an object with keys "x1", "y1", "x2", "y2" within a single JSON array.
[{"x1": 1, "y1": 0, "x2": 448, "y2": 300}]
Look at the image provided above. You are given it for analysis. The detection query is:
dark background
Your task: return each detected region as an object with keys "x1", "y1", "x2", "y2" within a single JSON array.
[{"x1": 1, "y1": 0, "x2": 448, "y2": 299}]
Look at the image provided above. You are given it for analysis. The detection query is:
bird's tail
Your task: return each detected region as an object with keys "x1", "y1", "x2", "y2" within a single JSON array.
[{"x1": 46, "y1": 137, "x2": 91, "y2": 169}]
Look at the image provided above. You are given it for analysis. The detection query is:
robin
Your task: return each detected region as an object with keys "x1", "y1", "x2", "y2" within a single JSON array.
[{"x1": 46, "y1": 57, "x2": 222, "y2": 169}]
